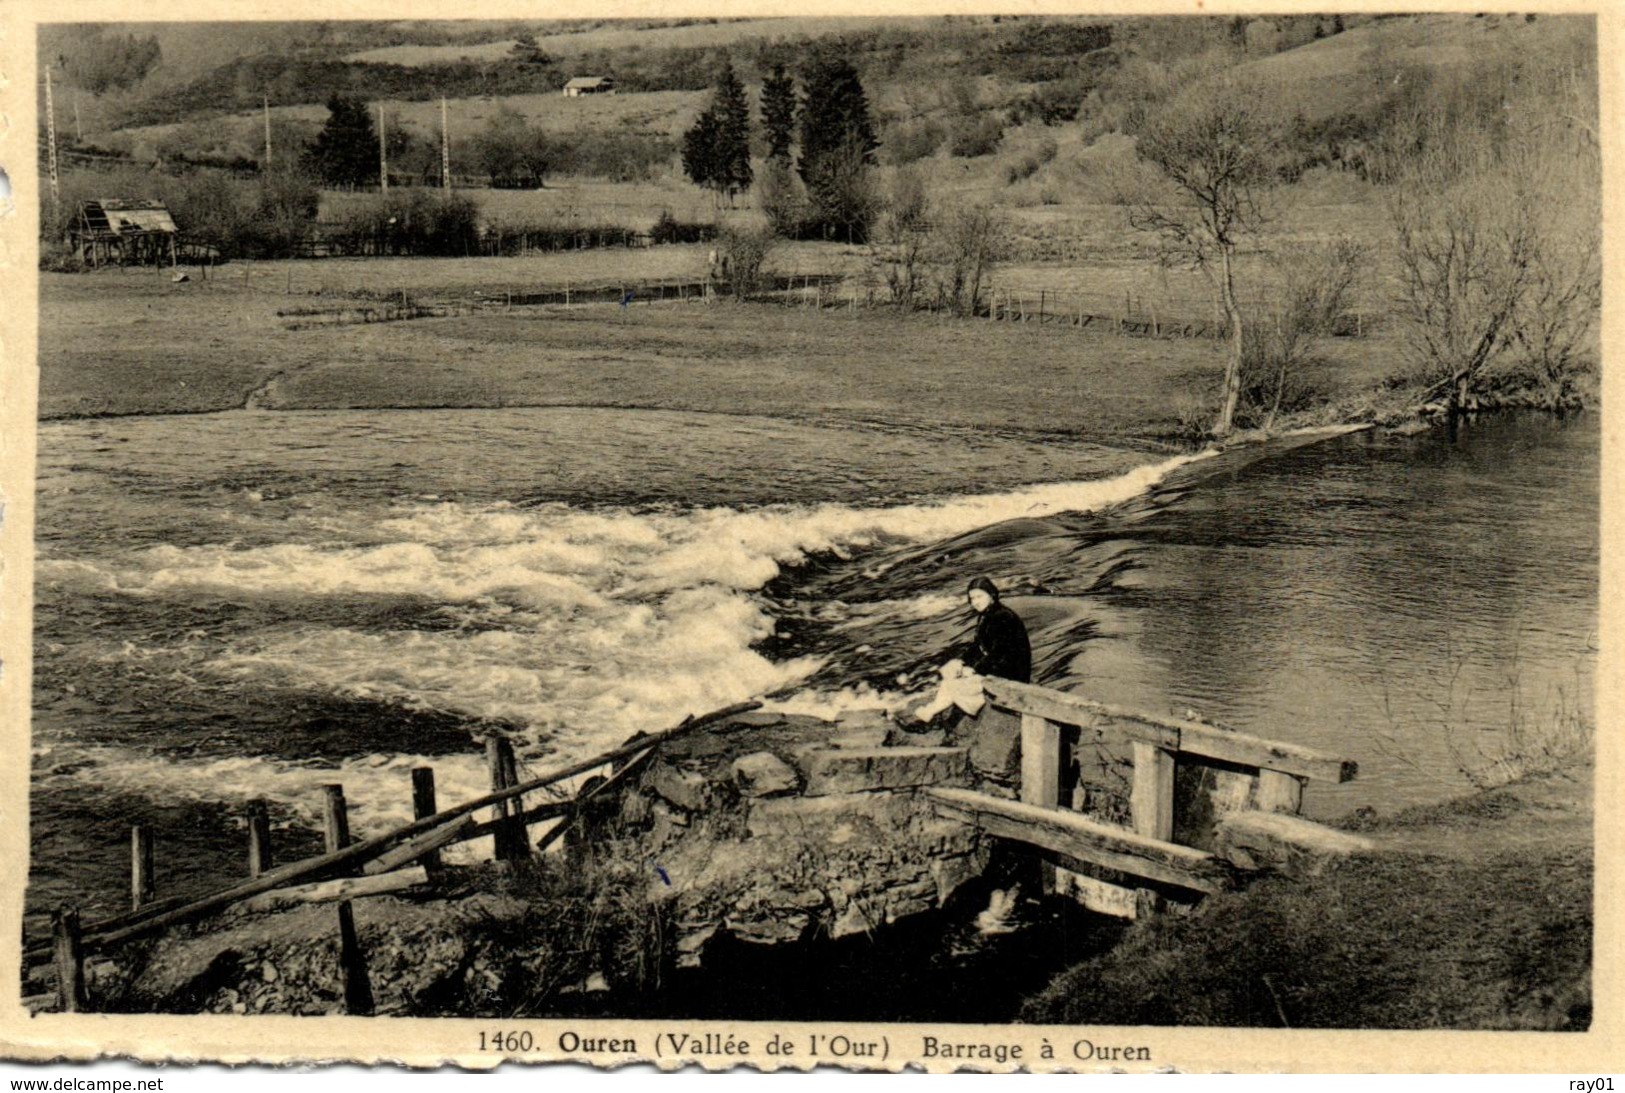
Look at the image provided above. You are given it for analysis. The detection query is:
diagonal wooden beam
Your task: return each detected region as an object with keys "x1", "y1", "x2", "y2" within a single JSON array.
[{"x1": 926, "y1": 787, "x2": 1234, "y2": 895}]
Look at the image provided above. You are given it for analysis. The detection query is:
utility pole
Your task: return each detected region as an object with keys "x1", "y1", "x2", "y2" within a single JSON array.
[
  {"x1": 264, "y1": 94, "x2": 273, "y2": 170},
  {"x1": 73, "y1": 95, "x2": 82, "y2": 142},
  {"x1": 378, "y1": 103, "x2": 388, "y2": 193},
  {"x1": 44, "y1": 67, "x2": 60, "y2": 216},
  {"x1": 440, "y1": 96, "x2": 451, "y2": 193}
]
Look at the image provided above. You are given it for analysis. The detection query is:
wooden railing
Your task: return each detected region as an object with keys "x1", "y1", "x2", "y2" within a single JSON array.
[{"x1": 927, "y1": 679, "x2": 1360, "y2": 919}]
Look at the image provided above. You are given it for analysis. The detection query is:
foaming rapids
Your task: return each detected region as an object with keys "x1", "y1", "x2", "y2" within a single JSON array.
[{"x1": 39, "y1": 452, "x2": 1203, "y2": 831}]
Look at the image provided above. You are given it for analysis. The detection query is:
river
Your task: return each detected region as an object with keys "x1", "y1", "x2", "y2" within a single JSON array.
[{"x1": 29, "y1": 406, "x2": 1598, "y2": 942}]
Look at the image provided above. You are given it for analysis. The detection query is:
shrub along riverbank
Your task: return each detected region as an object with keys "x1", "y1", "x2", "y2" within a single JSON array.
[{"x1": 1021, "y1": 758, "x2": 1594, "y2": 1030}]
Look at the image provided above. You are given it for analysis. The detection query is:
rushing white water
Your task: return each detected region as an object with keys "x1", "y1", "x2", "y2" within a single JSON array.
[{"x1": 35, "y1": 451, "x2": 1204, "y2": 835}]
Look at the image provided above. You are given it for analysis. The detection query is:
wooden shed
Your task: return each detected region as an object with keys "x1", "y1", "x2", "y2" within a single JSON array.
[
  {"x1": 74, "y1": 199, "x2": 179, "y2": 267},
  {"x1": 562, "y1": 76, "x2": 616, "y2": 97}
]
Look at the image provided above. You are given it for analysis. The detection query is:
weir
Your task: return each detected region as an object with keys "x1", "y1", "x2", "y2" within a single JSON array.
[{"x1": 23, "y1": 682, "x2": 1368, "y2": 1016}]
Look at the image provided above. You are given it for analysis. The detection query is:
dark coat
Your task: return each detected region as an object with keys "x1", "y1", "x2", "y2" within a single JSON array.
[{"x1": 963, "y1": 601, "x2": 1031, "y2": 683}]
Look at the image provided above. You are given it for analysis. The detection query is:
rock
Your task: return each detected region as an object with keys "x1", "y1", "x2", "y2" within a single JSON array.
[
  {"x1": 731, "y1": 751, "x2": 799, "y2": 798},
  {"x1": 651, "y1": 761, "x2": 712, "y2": 812},
  {"x1": 830, "y1": 726, "x2": 890, "y2": 749},
  {"x1": 726, "y1": 913, "x2": 811, "y2": 945},
  {"x1": 836, "y1": 706, "x2": 890, "y2": 726},
  {"x1": 799, "y1": 747, "x2": 970, "y2": 796},
  {"x1": 888, "y1": 726, "x2": 946, "y2": 748},
  {"x1": 261, "y1": 963, "x2": 278, "y2": 983}
]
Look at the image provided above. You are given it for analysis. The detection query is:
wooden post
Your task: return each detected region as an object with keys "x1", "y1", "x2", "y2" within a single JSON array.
[
  {"x1": 1256, "y1": 769, "x2": 1305, "y2": 814},
  {"x1": 410, "y1": 767, "x2": 442, "y2": 875},
  {"x1": 335, "y1": 901, "x2": 374, "y2": 1015},
  {"x1": 247, "y1": 801, "x2": 273, "y2": 878},
  {"x1": 323, "y1": 785, "x2": 352, "y2": 853},
  {"x1": 1020, "y1": 713, "x2": 1065, "y2": 895},
  {"x1": 130, "y1": 826, "x2": 155, "y2": 912},
  {"x1": 1130, "y1": 741, "x2": 1176, "y2": 841},
  {"x1": 1039, "y1": 290, "x2": 1045, "y2": 324},
  {"x1": 1129, "y1": 741, "x2": 1176, "y2": 917},
  {"x1": 52, "y1": 907, "x2": 86, "y2": 1013},
  {"x1": 321, "y1": 785, "x2": 372, "y2": 1014},
  {"x1": 486, "y1": 738, "x2": 526, "y2": 861},
  {"x1": 1019, "y1": 714, "x2": 1063, "y2": 808}
]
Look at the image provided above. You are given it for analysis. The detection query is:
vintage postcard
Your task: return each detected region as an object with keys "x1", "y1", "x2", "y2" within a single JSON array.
[{"x1": 0, "y1": 0, "x2": 1619, "y2": 1073}]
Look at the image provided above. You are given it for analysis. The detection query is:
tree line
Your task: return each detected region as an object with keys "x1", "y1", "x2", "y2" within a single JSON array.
[{"x1": 681, "y1": 51, "x2": 879, "y2": 244}]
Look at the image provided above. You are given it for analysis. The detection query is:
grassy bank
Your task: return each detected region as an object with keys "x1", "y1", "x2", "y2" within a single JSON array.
[
  {"x1": 1021, "y1": 760, "x2": 1594, "y2": 1030},
  {"x1": 37, "y1": 263, "x2": 1400, "y2": 441}
]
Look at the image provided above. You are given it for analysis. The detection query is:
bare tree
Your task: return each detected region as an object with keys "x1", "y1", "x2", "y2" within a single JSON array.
[
  {"x1": 878, "y1": 167, "x2": 931, "y2": 308},
  {"x1": 1384, "y1": 122, "x2": 1539, "y2": 416},
  {"x1": 1242, "y1": 239, "x2": 1364, "y2": 429},
  {"x1": 1128, "y1": 72, "x2": 1288, "y2": 436},
  {"x1": 1509, "y1": 73, "x2": 1601, "y2": 406},
  {"x1": 931, "y1": 206, "x2": 1005, "y2": 317}
]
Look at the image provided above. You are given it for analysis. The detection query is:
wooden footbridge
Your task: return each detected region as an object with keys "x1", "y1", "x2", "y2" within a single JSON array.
[{"x1": 932, "y1": 678, "x2": 1368, "y2": 919}]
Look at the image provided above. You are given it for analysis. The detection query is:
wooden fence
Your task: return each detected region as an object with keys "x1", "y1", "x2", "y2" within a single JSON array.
[{"x1": 24, "y1": 702, "x2": 759, "y2": 1015}]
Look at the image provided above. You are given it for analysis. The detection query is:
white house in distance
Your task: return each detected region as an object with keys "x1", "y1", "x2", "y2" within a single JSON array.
[{"x1": 562, "y1": 76, "x2": 616, "y2": 97}]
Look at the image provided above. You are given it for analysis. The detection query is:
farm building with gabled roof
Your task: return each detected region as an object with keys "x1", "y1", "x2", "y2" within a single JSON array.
[
  {"x1": 562, "y1": 76, "x2": 616, "y2": 97},
  {"x1": 74, "y1": 199, "x2": 179, "y2": 267}
]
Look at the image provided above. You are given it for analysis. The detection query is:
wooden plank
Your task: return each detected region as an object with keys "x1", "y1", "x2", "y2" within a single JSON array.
[
  {"x1": 980, "y1": 679, "x2": 1354, "y2": 782},
  {"x1": 1179, "y1": 722, "x2": 1356, "y2": 783},
  {"x1": 926, "y1": 787, "x2": 1231, "y2": 894},
  {"x1": 1130, "y1": 742, "x2": 1175, "y2": 840},
  {"x1": 486, "y1": 738, "x2": 518, "y2": 861},
  {"x1": 238, "y1": 867, "x2": 430, "y2": 914},
  {"x1": 1256, "y1": 769, "x2": 1305, "y2": 814},
  {"x1": 1058, "y1": 870, "x2": 1139, "y2": 920},
  {"x1": 983, "y1": 679, "x2": 1178, "y2": 750},
  {"x1": 364, "y1": 815, "x2": 473, "y2": 875},
  {"x1": 28, "y1": 702, "x2": 761, "y2": 960},
  {"x1": 461, "y1": 798, "x2": 572, "y2": 843},
  {"x1": 1214, "y1": 811, "x2": 1375, "y2": 878}
]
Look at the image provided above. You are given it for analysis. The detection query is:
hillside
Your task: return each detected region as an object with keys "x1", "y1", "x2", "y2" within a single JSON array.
[{"x1": 77, "y1": 13, "x2": 1593, "y2": 171}]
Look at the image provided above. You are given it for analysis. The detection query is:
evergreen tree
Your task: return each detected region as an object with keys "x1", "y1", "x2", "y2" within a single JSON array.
[
  {"x1": 305, "y1": 94, "x2": 378, "y2": 189},
  {"x1": 797, "y1": 54, "x2": 879, "y2": 183},
  {"x1": 681, "y1": 108, "x2": 721, "y2": 194},
  {"x1": 681, "y1": 59, "x2": 754, "y2": 204},
  {"x1": 760, "y1": 62, "x2": 796, "y2": 163},
  {"x1": 797, "y1": 54, "x2": 881, "y2": 242},
  {"x1": 714, "y1": 60, "x2": 754, "y2": 200}
]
